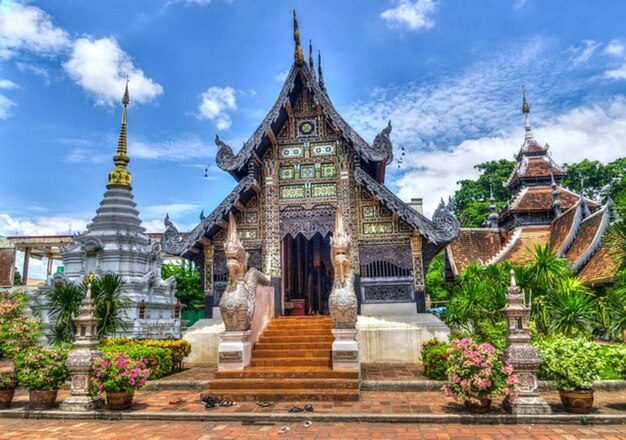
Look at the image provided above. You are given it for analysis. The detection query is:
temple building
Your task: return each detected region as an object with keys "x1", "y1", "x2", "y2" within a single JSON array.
[
  {"x1": 446, "y1": 93, "x2": 618, "y2": 287},
  {"x1": 162, "y1": 13, "x2": 459, "y2": 323}
]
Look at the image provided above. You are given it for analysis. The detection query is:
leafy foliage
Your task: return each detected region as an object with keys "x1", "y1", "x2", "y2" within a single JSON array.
[
  {"x1": 562, "y1": 158, "x2": 626, "y2": 203},
  {"x1": 13, "y1": 269, "x2": 22, "y2": 286},
  {"x1": 14, "y1": 347, "x2": 70, "y2": 390},
  {"x1": 452, "y1": 160, "x2": 515, "y2": 227},
  {"x1": 0, "y1": 370, "x2": 16, "y2": 390},
  {"x1": 425, "y1": 254, "x2": 453, "y2": 302},
  {"x1": 533, "y1": 336, "x2": 603, "y2": 391},
  {"x1": 161, "y1": 260, "x2": 203, "y2": 310},
  {"x1": 99, "y1": 343, "x2": 172, "y2": 380},
  {"x1": 100, "y1": 337, "x2": 190, "y2": 374},
  {"x1": 548, "y1": 278, "x2": 596, "y2": 337},
  {"x1": 420, "y1": 338, "x2": 450, "y2": 380}
]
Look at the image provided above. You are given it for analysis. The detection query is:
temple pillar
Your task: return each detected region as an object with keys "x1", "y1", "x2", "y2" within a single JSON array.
[
  {"x1": 262, "y1": 159, "x2": 281, "y2": 316},
  {"x1": 337, "y1": 150, "x2": 359, "y2": 271},
  {"x1": 410, "y1": 233, "x2": 428, "y2": 312},
  {"x1": 22, "y1": 247, "x2": 31, "y2": 285},
  {"x1": 46, "y1": 254, "x2": 54, "y2": 278},
  {"x1": 203, "y1": 243, "x2": 214, "y2": 319}
]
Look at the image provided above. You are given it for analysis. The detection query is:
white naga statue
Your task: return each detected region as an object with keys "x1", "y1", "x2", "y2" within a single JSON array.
[
  {"x1": 219, "y1": 213, "x2": 271, "y2": 332},
  {"x1": 328, "y1": 208, "x2": 358, "y2": 329}
]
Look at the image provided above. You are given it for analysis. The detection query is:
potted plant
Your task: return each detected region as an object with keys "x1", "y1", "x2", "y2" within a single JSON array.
[
  {"x1": 0, "y1": 368, "x2": 16, "y2": 409},
  {"x1": 537, "y1": 336, "x2": 603, "y2": 413},
  {"x1": 90, "y1": 353, "x2": 150, "y2": 410},
  {"x1": 14, "y1": 348, "x2": 70, "y2": 410},
  {"x1": 442, "y1": 337, "x2": 517, "y2": 413}
]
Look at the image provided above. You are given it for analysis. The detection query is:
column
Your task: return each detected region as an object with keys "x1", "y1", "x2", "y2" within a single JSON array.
[
  {"x1": 46, "y1": 254, "x2": 54, "y2": 278},
  {"x1": 22, "y1": 247, "x2": 31, "y2": 285},
  {"x1": 203, "y1": 243, "x2": 214, "y2": 319},
  {"x1": 410, "y1": 233, "x2": 428, "y2": 312},
  {"x1": 336, "y1": 149, "x2": 359, "y2": 270},
  {"x1": 262, "y1": 159, "x2": 282, "y2": 317}
]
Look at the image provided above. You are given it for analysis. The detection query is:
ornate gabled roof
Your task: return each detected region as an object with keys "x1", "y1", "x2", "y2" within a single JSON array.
[
  {"x1": 214, "y1": 15, "x2": 393, "y2": 182},
  {"x1": 161, "y1": 175, "x2": 258, "y2": 258},
  {"x1": 505, "y1": 154, "x2": 566, "y2": 190},
  {"x1": 488, "y1": 226, "x2": 552, "y2": 266},
  {"x1": 564, "y1": 205, "x2": 612, "y2": 272},
  {"x1": 506, "y1": 185, "x2": 595, "y2": 213},
  {"x1": 550, "y1": 203, "x2": 582, "y2": 256},
  {"x1": 354, "y1": 168, "x2": 459, "y2": 246},
  {"x1": 576, "y1": 239, "x2": 618, "y2": 284}
]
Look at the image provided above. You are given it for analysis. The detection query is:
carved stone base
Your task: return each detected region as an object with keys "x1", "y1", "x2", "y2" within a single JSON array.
[
  {"x1": 331, "y1": 328, "x2": 360, "y2": 373},
  {"x1": 218, "y1": 330, "x2": 252, "y2": 371},
  {"x1": 503, "y1": 395, "x2": 552, "y2": 415},
  {"x1": 60, "y1": 395, "x2": 104, "y2": 412}
]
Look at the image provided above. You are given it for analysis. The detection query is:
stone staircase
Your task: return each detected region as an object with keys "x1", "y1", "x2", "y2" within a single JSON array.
[{"x1": 201, "y1": 316, "x2": 360, "y2": 401}]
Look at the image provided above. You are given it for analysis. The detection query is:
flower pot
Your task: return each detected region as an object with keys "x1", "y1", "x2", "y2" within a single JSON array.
[
  {"x1": 464, "y1": 398, "x2": 492, "y2": 413},
  {"x1": 559, "y1": 390, "x2": 594, "y2": 414},
  {"x1": 29, "y1": 389, "x2": 58, "y2": 410},
  {"x1": 0, "y1": 389, "x2": 15, "y2": 409},
  {"x1": 106, "y1": 391, "x2": 134, "y2": 410}
]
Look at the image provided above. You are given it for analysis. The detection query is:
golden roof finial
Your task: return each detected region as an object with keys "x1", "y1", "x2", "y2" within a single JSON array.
[
  {"x1": 522, "y1": 85, "x2": 530, "y2": 114},
  {"x1": 107, "y1": 77, "x2": 132, "y2": 190},
  {"x1": 293, "y1": 10, "x2": 304, "y2": 66}
]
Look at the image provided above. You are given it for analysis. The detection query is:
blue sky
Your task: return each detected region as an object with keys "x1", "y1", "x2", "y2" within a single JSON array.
[{"x1": 1, "y1": 0, "x2": 626, "y2": 265}]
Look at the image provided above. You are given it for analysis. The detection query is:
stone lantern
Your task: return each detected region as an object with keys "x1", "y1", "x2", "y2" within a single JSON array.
[
  {"x1": 502, "y1": 270, "x2": 551, "y2": 414},
  {"x1": 60, "y1": 283, "x2": 104, "y2": 411}
]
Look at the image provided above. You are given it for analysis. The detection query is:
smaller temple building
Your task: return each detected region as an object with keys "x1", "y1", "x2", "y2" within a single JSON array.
[{"x1": 446, "y1": 94, "x2": 618, "y2": 287}]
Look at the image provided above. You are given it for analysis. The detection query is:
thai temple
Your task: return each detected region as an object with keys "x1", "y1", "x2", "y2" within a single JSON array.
[
  {"x1": 39, "y1": 82, "x2": 180, "y2": 339},
  {"x1": 446, "y1": 92, "x2": 618, "y2": 286},
  {"x1": 162, "y1": 13, "x2": 458, "y2": 365}
]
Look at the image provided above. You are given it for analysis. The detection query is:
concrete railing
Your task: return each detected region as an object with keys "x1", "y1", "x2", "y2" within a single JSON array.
[{"x1": 249, "y1": 285, "x2": 274, "y2": 345}]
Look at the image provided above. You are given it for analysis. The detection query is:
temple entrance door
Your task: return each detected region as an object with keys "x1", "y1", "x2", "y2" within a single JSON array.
[{"x1": 281, "y1": 232, "x2": 333, "y2": 315}]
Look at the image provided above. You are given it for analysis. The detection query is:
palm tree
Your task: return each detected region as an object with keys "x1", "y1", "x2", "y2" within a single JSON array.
[
  {"x1": 86, "y1": 274, "x2": 132, "y2": 339},
  {"x1": 45, "y1": 283, "x2": 84, "y2": 345},
  {"x1": 549, "y1": 278, "x2": 596, "y2": 337}
]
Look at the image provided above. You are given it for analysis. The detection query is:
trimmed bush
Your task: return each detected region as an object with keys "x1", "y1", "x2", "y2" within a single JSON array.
[
  {"x1": 100, "y1": 344, "x2": 172, "y2": 380},
  {"x1": 99, "y1": 338, "x2": 191, "y2": 372},
  {"x1": 420, "y1": 338, "x2": 450, "y2": 380}
]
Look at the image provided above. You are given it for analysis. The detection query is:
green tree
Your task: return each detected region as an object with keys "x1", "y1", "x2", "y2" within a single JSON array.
[
  {"x1": 425, "y1": 254, "x2": 453, "y2": 302},
  {"x1": 13, "y1": 268, "x2": 22, "y2": 286},
  {"x1": 161, "y1": 260, "x2": 203, "y2": 310},
  {"x1": 605, "y1": 193, "x2": 626, "y2": 340},
  {"x1": 562, "y1": 158, "x2": 626, "y2": 203},
  {"x1": 452, "y1": 160, "x2": 515, "y2": 227}
]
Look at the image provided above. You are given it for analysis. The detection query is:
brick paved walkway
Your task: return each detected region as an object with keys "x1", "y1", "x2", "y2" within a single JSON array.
[
  {"x1": 0, "y1": 419, "x2": 624, "y2": 439},
  {"x1": 5, "y1": 387, "x2": 625, "y2": 415}
]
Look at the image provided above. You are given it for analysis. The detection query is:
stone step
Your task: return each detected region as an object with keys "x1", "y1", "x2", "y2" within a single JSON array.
[
  {"x1": 258, "y1": 335, "x2": 335, "y2": 344},
  {"x1": 252, "y1": 349, "x2": 332, "y2": 358},
  {"x1": 200, "y1": 388, "x2": 359, "y2": 402},
  {"x1": 254, "y1": 342, "x2": 332, "y2": 351},
  {"x1": 262, "y1": 329, "x2": 331, "y2": 337},
  {"x1": 205, "y1": 378, "x2": 359, "y2": 390},
  {"x1": 215, "y1": 367, "x2": 358, "y2": 380},
  {"x1": 251, "y1": 357, "x2": 331, "y2": 368}
]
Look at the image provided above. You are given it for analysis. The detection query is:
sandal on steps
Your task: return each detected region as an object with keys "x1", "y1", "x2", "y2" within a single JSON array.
[
  {"x1": 278, "y1": 427, "x2": 290, "y2": 434},
  {"x1": 288, "y1": 406, "x2": 304, "y2": 413},
  {"x1": 304, "y1": 420, "x2": 313, "y2": 428},
  {"x1": 304, "y1": 404, "x2": 314, "y2": 412}
]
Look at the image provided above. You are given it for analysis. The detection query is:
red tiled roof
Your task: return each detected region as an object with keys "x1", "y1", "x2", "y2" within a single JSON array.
[
  {"x1": 509, "y1": 186, "x2": 597, "y2": 213},
  {"x1": 491, "y1": 226, "x2": 552, "y2": 265},
  {"x1": 549, "y1": 204, "x2": 579, "y2": 254},
  {"x1": 565, "y1": 209, "x2": 606, "y2": 266},
  {"x1": 446, "y1": 229, "x2": 504, "y2": 275},
  {"x1": 576, "y1": 239, "x2": 619, "y2": 285}
]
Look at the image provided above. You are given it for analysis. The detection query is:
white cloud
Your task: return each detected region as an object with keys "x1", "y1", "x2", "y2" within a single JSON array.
[
  {"x1": 274, "y1": 69, "x2": 289, "y2": 82},
  {"x1": 605, "y1": 40, "x2": 624, "y2": 57},
  {"x1": 380, "y1": 0, "x2": 437, "y2": 31},
  {"x1": 0, "y1": 213, "x2": 88, "y2": 236},
  {"x1": 15, "y1": 61, "x2": 49, "y2": 79},
  {"x1": 395, "y1": 97, "x2": 626, "y2": 217},
  {"x1": 605, "y1": 64, "x2": 626, "y2": 80},
  {"x1": 0, "y1": 1, "x2": 70, "y2": 59},
  {"x1": 0, "y1": 79, "x2": 18, "y2": 89},
  {"x1": 130, "y1": 136, "x2": 214, "y2": 161},
  {"x1": 63, "y1": 37, "x2": 163, "y2": 105},
  {"x1": 0, "y1": 94, "x2": 16, "y2": 119},
  {"x1": 197, "y1": 86, "x2": 237, "y2": 129},
  {"x1": 572, "y1": 40, "x2": 599, "y2": 65}
]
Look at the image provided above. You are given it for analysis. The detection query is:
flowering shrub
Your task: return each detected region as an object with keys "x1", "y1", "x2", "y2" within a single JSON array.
[
  {"x1": 442, "y1": 337, "x2": 518, "y2": 405},
  {"x1": 100, "y1": 344, "x2": 172, "y2": 380},
  {"x1": 0, "y1": 370, "x2": 16, "y2": 390},
  {"x1": 90, "y1": 353, "x2": 150, "y2": 394},
  {"x1": 420, "y1": 338, "x2": 450, "y2": 380},
  {"x1": 14, "y1": 348, "x2": 69, "y2": 390},
  {"x1": 0, "y1": 292, "x2": 41, "y2": 358},
  {"x1": 100, "y1": 338, "x2": 190, "y2": 373},
  {"x1": 534, "y1": 336, "x2": 603, "y2": 391}
]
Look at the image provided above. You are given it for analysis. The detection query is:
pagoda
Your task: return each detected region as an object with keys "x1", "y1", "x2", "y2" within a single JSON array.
[{"x1": 42, "y1": 83, "x2": 179, "y2": 339}]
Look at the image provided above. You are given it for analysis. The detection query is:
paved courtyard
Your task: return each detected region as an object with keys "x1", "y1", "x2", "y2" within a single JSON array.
[{"x1": 0, "y1": 419, "x2": 625, "y2": 440}]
